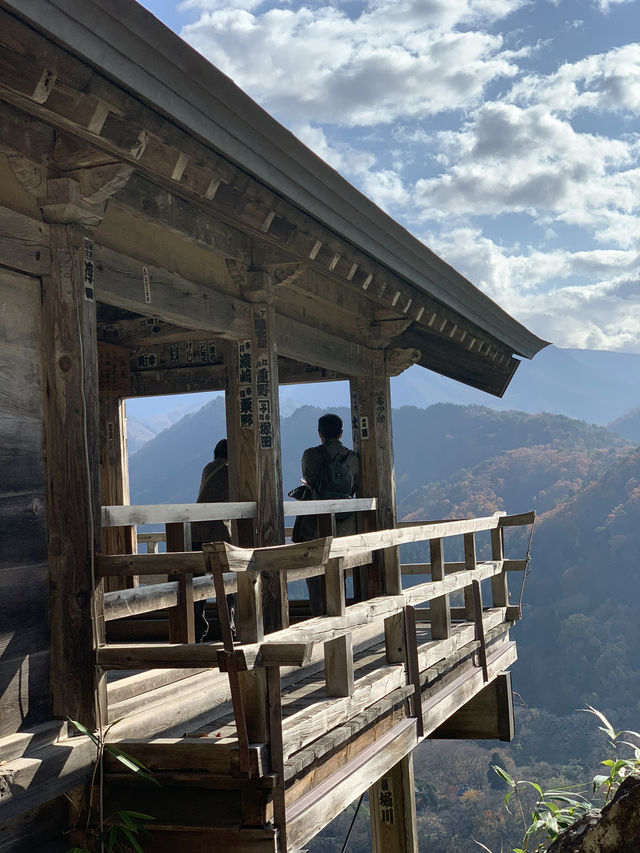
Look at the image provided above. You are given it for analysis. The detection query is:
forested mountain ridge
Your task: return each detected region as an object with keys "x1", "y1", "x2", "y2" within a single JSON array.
[{"x1": 127, "y1": 399, "x2": 639, "y2": 853}]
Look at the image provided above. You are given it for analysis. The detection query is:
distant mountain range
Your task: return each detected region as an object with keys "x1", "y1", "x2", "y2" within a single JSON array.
[
  {"x1": 128, "y1": 400, "x2": 639, "y2": 726},
  {"x1": 125, "y1": 346, "x2": 640, "y2": 455}
]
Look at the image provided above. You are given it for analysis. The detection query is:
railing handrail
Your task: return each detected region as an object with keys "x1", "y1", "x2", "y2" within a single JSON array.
[
  {"x1": 102, "y1": 501, "x2": 257, "y2": 526},
  {"x1": 102, "y1": 498, "x2": 377, "y2": 527}
]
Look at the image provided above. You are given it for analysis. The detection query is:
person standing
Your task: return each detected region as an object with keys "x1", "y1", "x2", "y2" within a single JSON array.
[
  {"x1": 191, "y1": 438, "x2": 233, "y2": 642},
  {"x1": 295, "y1": 413, "x2": 360, "y2": 616}
]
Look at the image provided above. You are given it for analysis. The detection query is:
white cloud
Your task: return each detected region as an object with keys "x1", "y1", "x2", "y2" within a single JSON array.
[
  {"x1": 423, "y1": 227, "x2": 640, "y2": 350},
  {"x1": 510, "y1": 43, "x2": 640, "y2": 115},
  {"x1": 181, "y1": 1, "x2": 525, "y2": 126},
  {"x1": 412, "y1": 102, "x2": 640, "y2": 245}
]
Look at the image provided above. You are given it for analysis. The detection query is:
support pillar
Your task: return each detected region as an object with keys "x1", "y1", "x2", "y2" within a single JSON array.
[
  {"x1": 99, "y1": 396, "x2": 136, "y2": 589},
  {"x1": 350, "y1": 352, "x2": 400, "y2": 598},
  {"x1": 370, "y1": 754, "x2": 419, "y2": 853},
  {"x1": 43, "y1": 224, "x2": 103, "y2": 728},
  {"x1": 224, "y1": 303, "x2": 286, "y2": 636}
]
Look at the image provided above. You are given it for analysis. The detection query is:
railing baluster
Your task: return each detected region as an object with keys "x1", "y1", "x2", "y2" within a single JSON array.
[
  {"x1": 429, "y1": 537, "x2": 450, "y2": 640},
  {"x1": 325, "y1": 556, "x2": 346, "y2": 617},
  {"x1": 166, "y1": 521, "x2": 195, "y2": 643},
  {"x1": 324, "y1": 633, "x2": 354, "y2": 697},
  {"x1": 463, "y1": 532, "x2": 476, "y2": 620},
  {"x1": 490, "y1": 526, "x2": 508, "y2": 607},
  {"x1": 403, "y1": 605, "x2": 423, "y2": 737}
]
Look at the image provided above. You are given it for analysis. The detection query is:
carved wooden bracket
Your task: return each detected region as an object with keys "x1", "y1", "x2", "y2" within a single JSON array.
[
  {"x1": 357, "y1": 317, "x2": 413, "y2": 348},
  {"x1": 386, "y1": 347, "x2": 421, "y2": 376},
  {"x1": 38, "y1": 161, "x2": 134, "y2": 226},
  {"x1": 226, "y1": 257, "x2": 305, "y2": 303}
]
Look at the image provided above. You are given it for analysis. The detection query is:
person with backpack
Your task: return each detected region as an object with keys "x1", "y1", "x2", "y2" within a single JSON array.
[{"x1": 293, "y1": 413, "x2": 360, "y2": 615}]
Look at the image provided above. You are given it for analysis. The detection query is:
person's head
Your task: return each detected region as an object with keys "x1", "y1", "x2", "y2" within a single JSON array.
[
  {"x1": 318, "y1": 413, "x2": 343, "y2": 442},
  {"x1": 213, "y1": 438, "x2": 228, "y2": 460}
]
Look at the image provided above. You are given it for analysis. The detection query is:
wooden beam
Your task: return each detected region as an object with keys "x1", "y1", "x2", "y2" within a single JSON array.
[
  {"x1": 204, "y1": 538, "x2": 331, "y2": 574},
  {"x1": 277, "y1": 313, "x2": 372, "y2": 377},
  {"x1": 101, "y1": 501, "x2": 256, "y2": 526},
  {"x1": 94, "y1": 242, "x2": 252, "y2": 337},
  {"x1": 370, "y1": 754, "x2": 419, "y2": 853},
  {"x1": 286, "y1": 719, "x2": 417, "y2": 853},
  {"x1": 430, "y1": 672, "x2": 515, "y2": 741},
  {"x1": 128, "y1": 363, "x2": 226, "y2": 397},
  {"x1": 43, "y1": 224, "x2": 102, "y2": 727}
]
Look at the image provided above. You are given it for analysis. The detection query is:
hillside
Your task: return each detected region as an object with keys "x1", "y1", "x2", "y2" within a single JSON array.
[
  {"x1": 128, "y1": 400, "x2": 639, "y2": 853},
  {"x1": 608, "y1": 407, "x2": 640, "y2": 442}
]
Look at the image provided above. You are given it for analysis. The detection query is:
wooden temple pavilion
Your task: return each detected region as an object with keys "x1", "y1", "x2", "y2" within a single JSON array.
[{"x1": 0, "y1": 1, "x2": 548, "y2": 850}]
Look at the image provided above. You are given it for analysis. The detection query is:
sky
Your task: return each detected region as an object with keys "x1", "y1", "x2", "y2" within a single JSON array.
[{"x1": 136, "y1": 0, "x2": 640, "y2": 356}]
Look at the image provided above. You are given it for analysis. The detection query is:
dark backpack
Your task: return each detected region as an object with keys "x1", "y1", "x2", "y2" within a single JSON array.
[{"x1": 314, "y1": 445, "x2": 356, "y2": 501}]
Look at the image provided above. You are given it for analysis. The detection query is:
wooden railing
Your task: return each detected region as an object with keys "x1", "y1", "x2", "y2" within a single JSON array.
[{"x1": 97, "y1": 509, "x2": 534, "y2": 852}]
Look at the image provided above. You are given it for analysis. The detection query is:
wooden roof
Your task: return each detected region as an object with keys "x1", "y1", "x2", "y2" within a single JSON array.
[{"x1": 1, "y1": 0, "x2": 548, "y2": 395}]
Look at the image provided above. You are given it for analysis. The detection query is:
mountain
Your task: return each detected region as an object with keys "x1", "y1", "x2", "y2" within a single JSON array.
[
  {"x1": 130, "y1": 400, "x2": 629, "y2": 509},
  {"x1": 608, "y1": 407, "x2": 640, "y2": 443},
  {"x1": 125, "y1": 347, "x2": 640, "y2": 456}
]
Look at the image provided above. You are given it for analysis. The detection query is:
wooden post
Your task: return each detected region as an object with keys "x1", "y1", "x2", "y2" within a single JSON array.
[
  {"x1": 99, "y1": 396, "x2": 137, "y2": 590},
  {"x1": 324, "y1": 633, "x2": 354, "y2": 697},
  {"x1": 252, "y1": 304, "x2": 287, "y2": 633},
  {"x1": 370, "y1": 754, "x2": 419, "y2": 853},
  {"x1": 429, "y1": 537, "x2": 451, "y2": 640},
  {"x1": 325, "y1": 556, "x2": 345, "y2": 617},
  {"x1": 490, "y1": 526, "x2": 508, "y2": 607},
  {"x1": 224, "y1": 304, "x2": 287, "y2": 635},
  {"x1": 166, "y1": 522, "x2": 195, "y2": 643},
  {"x1": 43, "y1": 225, "x2": 103, "y2": 728},
  {"x1": 350, "y1": 352, "x2": 399, "y2": 599},
  {"x1": 464, "y1": 531, "x2": 477, "y2": 620}
]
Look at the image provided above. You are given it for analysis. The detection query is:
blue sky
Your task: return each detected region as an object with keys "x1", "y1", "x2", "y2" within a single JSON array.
[{"x1": 137, "y1": 0, "x2": 640, "y2": 354}]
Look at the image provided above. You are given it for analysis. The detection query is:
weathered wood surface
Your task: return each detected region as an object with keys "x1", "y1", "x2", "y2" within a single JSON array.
[
  {"x1": 101, "y1": 501, "x2": 256, "y2": 526},
  {"x1": 42, "y1": 226, "x2": 103, "y2": 726},
  {"x1": 0, "y1": 267, "x2": 50, "y2": 737},
  {"x1": 286, "y1": 718, "x2": 417, "y2": 852},
  {"x1": 204, "y1": 537, "x2": 331, "y2": 574},
  {"x1": 416, "y1": 608, "x2": 506, "y2": 672},
  {"x1": 0, "y1": 733, "x2": 95, "y2": 821},
  {"x1": 432, "y1": 672, "x2": 514, "y2": 741},
  {"x1": 0, "y1": 205, "x2": 50, "y2": 276},
  {"x1": 282, "y1": 664, "x2": 406, "y2": 760},
  {"x1": 370, "y1": 754, "x2": 419, "y2": 853},
  {"x1": 99, "y1": 396, "x2": 136, "y2": 588},
  {"x1": 421, "y1": 641, "x2": 517, "y2": 735},
  {"x1": 282, "y1": 497, "x2": 377, "y2": 516},
  {"x1": 350, "y1": 353, "x2": 400, "y2": 598},
  {"x1": 102, "y1": 737, "x2": 267, "y2": 777},
  {"x1": 329, "y1": 514, "x2": 505, "y2": 559},
  {"x1": 94, "y1": 242, "x2": 252, "y2": 338}
]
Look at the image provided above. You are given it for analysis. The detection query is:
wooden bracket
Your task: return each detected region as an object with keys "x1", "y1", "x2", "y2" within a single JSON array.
[
  {"x1": 357, "y1": 317, "x2": 412, "y2": 348},
  {"x1": 227, "y1": 256, "x2": 305, "y2": 303},
  {"x1": 385, "y1": 346, "x2": 421, "y2": 376}
]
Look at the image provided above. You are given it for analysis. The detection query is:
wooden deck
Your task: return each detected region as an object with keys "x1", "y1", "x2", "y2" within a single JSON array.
[{"x1": 0, "y1": 507, "x2": 532, "y2": 852}]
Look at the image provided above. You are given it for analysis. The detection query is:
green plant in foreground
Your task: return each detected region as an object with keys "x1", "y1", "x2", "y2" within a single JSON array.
[
  {"x1": 65, "y1": 718, "x2": 158, "y2": 853},
  {"x1": 475, "y1": 706, "x2": 640, "y2": 853}
]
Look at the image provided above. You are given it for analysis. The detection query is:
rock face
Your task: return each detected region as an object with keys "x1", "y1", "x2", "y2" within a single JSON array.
[{"x1": 548, "y1": 773, "x2": 640, "y2": 853}]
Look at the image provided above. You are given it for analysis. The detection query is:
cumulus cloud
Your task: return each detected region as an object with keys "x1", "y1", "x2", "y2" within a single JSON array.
[
  {"x1": 181, "y1": 0, "x2": 525, "y2": 126},
  {"x1": 423, "y1": 227, "x2": 640, "y2": 350},
  {"x1": 412, "y1": 102, "x2": 640, "y2": 246},
  {"x1": 510, "y1": 43, "x2": 640, "y2": 115}
]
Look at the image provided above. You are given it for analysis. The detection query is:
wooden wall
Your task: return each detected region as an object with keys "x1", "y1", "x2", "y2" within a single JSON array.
[{"x1": 0, "y1": 267, "x2": 51, "y2": 736}]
